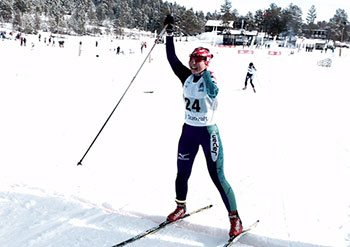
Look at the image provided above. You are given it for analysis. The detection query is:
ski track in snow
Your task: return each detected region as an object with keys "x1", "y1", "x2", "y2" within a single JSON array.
[
  {"x1": 0, "y1": 184, "x2": 331, "y2": 247},
  {"x1": 1, "y1": 29, "x2": 350, "y2": 247}
]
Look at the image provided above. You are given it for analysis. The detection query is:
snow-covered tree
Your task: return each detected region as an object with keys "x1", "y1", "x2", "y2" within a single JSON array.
[
  {"x1": 254, "y1": 9, "x2": 265, "y2": 32},
  {"x1": 329, "y1": 9, "x2": 348, "y2": 41},
  {"x1": 117, "y1": 0, "x2": 133, "y2": 28},
  {"x1": 70, "y1": 12, "x2": 85, "y2": 34},
  {"x1": 95, "y1": 0, "x2": 113, "y2": 24},
  {"x1": 34, "y1": 11, "x2": 41, "y2": 32},
  {"x1": 0, "y1": 0, "x2": 342, "y2": 38},
  {"x1": 305, "y1": 5, "x2": 317, "y2": 38},
  {"x1": 264, "y1": 3, "x2": 284, "y2": 37},
  {"x1": 220, "y1": 0, "x2": 233, "y2": 30},
  {"x1": 22, "y1": 13, "x2": 34, "y2": 33},
  {"x1": 244, "y1": 11, "x2": 255, "y2": 31},
  {"x1": 12, "y1": 9, "x2": 22, "y2": 31},
  {"x1": 0, "y1": 0, "x2": 13, "y2": 22},
  {"x1": 283, "y1": 3, "x2": 303, "y2": 36},
  {"x1": 13, "y1": 0, "x2": 28, "y2": 13}
]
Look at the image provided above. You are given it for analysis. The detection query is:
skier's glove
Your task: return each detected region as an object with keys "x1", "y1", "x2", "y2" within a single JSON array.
[{"x1": 164, "y1": 14, "x2": 175, "y2": 33}]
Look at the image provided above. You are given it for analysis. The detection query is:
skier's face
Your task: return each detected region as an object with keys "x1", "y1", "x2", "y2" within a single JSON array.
[{"x1": 189, "y1": 56, "x2": 208, "y2": 74}]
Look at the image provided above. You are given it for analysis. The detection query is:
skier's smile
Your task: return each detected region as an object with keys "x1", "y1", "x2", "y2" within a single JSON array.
[{"x1": 189, "y1": 56, "x2": 207, "y2": 74}]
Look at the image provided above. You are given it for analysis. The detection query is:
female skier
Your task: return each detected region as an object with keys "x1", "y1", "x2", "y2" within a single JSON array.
[
  {"x1": 243, "y1": 62, "x2": 257, "y2": 93},
  {"x1": 164, "y1": 15, "x2": 243, "y2": 238}
]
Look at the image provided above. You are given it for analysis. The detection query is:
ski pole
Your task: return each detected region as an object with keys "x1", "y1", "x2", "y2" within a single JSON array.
[{"x1": 77, "y1": 26, "x2": 168, "y2": 166}]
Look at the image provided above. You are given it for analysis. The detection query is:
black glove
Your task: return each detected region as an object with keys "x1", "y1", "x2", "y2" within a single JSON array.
[{"x1": 164, "y1": 14, "x2": 175, "y2": 33}]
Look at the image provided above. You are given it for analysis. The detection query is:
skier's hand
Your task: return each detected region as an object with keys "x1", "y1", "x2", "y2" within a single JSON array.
[{"x1": 164, "y1": 14, "x2": 175, "y2": 34}]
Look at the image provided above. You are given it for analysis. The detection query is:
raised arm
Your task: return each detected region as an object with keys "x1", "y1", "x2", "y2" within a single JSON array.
[
  {"x1": 165, "y1": 36, "x2": 191, "y2": 84},
  {"x1": 164, "y1": 15, "x2": 191, "y2": 85}
]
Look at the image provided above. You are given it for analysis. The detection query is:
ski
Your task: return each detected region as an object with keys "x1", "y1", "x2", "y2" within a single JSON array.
[
  {"x1": 222, "y1": 220, "x2": 259, "y2": 247},
  {"x1": 112, "y1": 204, "x2": 213, "y2": 247}
]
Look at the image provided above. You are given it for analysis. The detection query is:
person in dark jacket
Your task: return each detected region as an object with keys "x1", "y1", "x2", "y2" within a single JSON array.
[{"x1": 243, "y1": 62, "x2": 257, "y2": 93}]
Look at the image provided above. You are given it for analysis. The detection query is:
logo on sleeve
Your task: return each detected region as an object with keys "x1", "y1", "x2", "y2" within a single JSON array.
[{"x1": 210, "y1": 132, "x2": 219, "y2": 162}]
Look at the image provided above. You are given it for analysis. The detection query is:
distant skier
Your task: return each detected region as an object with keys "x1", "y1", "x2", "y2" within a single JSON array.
[
  {"x1": 163, "y1": 14, "x2": 243, "y2": 238},
  {"x1": 78, "y1": 41, "x2": 82, "y2": 56},
  {"x1": 141, "y1": 41, "x2": 146, "y2": 53},
  {"x1": 243, "y1": 62, "x2": 257, "y2": 93},
  {"x1": 96, "y1": 40, "x2": 99, "y2": 57}
]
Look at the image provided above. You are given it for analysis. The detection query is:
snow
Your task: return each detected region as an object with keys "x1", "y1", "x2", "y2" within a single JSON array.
[{"x1": 1, "y1": 31, "x2": 350, "y2": 247}]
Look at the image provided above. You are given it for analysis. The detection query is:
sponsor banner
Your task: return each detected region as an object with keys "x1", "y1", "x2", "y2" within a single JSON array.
[
  {"x1": 215, "y1": 44, "x2": 234, "y2": 48},
  {"x1": 238, "y1": 50, "x2": 254, "y2": 54},
  {"x1": 268, "y1": 51, "x2": 281, "y2": 55}
]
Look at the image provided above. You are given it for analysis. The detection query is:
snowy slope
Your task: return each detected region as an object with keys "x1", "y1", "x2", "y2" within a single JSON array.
[{"x1": 0, "y1": 32, "x2": 349, "y2": 247}]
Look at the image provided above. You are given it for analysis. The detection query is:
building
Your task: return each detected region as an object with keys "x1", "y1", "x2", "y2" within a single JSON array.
[
  {"x1": 302, "y1": 29, "x2": 328, "y2": 39},
  {"x1": 205, "y1": 20, "x2": 234, "y2": 33},
  {"x1": 205, "y1": 20, "x2": 258, "y2": 45},
  {"x1": 223, "y1": 30, "x2": 258, "y2": 45}
]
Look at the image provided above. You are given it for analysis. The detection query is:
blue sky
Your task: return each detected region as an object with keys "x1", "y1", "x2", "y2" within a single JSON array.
[{"x1": 165, "y1": 0, "x2": 350, "y2": 22}]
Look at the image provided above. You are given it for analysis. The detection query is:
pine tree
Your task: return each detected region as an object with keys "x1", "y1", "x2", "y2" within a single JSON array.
[
  {"x1": 118, "y1": 0, "x2": 133, "y2": 29},
  {"x1": 182, "y1": 8, "x2": 197, "y2": 35},
  {"x1": 254, "y1": 9, "x2": 265, "y2": 32},
  {"x1": 220, "y1": 0, "x2": 233, "y2": 31},
  {"x1": 113, "y1": 18, "x2": 124, "y2": 38},
  {"x1": 196, "y1": 11, "x2": 206, "y2": 33},
  {"x1": 12, "y1": 9, "x2": 22, "y2": 31},
  {"x1": 31, "y1": 0, "x2": 44, "y2": 16},
  {"x1": 264, "y1": 3, "x2": 284, "y2": 37},
  {"x1": 244, "y1": 11, "x2": 254, "y2": 31},
  {"x1": 22, "y1": 13, "x2": 34, "y2": 33},
  {"x1": 147, "y1": 0, "x2": 163, "y2": 33},
  {"x1": 46, "y1": 0, "x2": 63, "y2": 33},
  {"x1": 69, "y1": 0, "x2": 90, "y2": 35},
  {"x1": 34, "y1": 11, "x2": 41, "y2": 32},
  {"x1": 95, "y1": 0, "x2": 112, "y2": 24},
  {"x1": 305, "y1": 5, "x2": 317, "y2": 38},
  {"x1": 13, "y1": 0, "x2": 28, "y2": 13},
  {"x1": 283, "y1": 3, "x2": 303, "y2": 36},
  {"x1": 0, "y1": 0, "x2": 13, "y2": 22},
  {"x1": 329, "y1": 9, "x2": 348, "y2": 41},
  {"x1": 0, "y1": 0, "x2": 342, "y2": 39},
  {"x1": 306, "y1": 5, "x2": 317, "y2": 25}
]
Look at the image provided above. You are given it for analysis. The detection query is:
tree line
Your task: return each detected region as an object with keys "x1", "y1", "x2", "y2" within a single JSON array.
[
  {"x1": 219, "y1": 1, "x2": 349, "y2": 42},
  {"x1": 0, "y1": 0, "x2": 348, "y2": 42}
]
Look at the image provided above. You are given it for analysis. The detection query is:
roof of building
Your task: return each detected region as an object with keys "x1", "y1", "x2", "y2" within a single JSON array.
[{"x1": 205, "y1": 20, "x2": 234, "y2": 27}]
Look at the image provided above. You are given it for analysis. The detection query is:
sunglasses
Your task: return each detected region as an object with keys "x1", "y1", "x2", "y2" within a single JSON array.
[{"x1": 189, "y1": 55, "x2": 207, "y2": 63}]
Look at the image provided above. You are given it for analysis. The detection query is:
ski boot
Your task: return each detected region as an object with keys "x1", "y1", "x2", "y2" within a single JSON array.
[
  {"x1": 229, "y1": 211, "x2": 243, "y2": 237},
  {"x1": 242, "y1": 86, "x2": 247, "y2": 90},
  {"x1": 167, "y1": 201, "x2": 186, "y2": 222}
]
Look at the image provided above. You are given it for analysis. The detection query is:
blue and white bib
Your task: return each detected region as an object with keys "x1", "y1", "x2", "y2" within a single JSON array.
[{"x1": 183, "y1": 74, "x2": 218, "y2": 126}]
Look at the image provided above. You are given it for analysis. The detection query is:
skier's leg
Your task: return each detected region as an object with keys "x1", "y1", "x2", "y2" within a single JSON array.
[
  {"x1": 175, "y1": 124, "x2": 200, "y2": 202},
  {"x1": 250, "y1": 77, "x2": 256, "y2": 93},
  {"x1": 250, "y1": 77, "x2": 255, "y2": 88},
  {"x1": 202, "y1": 125, "x2": 237, "y2": 212},
  {"x1": 202, "y1": 125, "x2": 243, "y2": 237},
  {"x1": 168, "y1": 124, "x2": 199, "y2": 222},
  {"x1": 243, "y1": 75, "x2": 248, "y2": 90}
]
